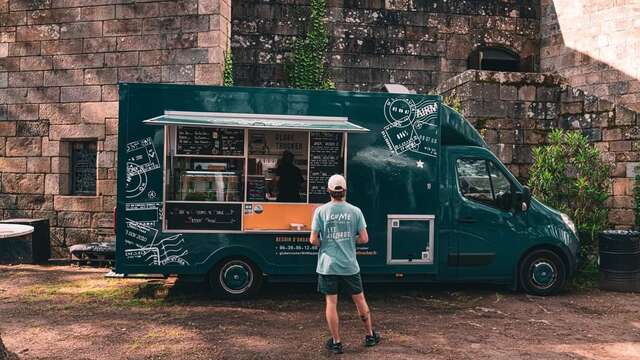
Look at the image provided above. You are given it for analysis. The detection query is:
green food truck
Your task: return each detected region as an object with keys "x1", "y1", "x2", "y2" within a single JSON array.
[{"x1": 115, "y1": 83, "x2": 579, "y2": 298}]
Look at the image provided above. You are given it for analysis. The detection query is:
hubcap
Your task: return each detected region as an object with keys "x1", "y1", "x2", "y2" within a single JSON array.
[
  {"x1": 220, "y1": 261, "x2": 253, "y2": 294},
  {"x1": 530, "y1": 260, "x2": 556, "y2": 289}
]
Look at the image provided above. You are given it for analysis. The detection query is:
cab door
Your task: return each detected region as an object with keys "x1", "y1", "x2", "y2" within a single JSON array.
[{"x1": 449, "y1": 150, "x2": 526, "y2": 280}]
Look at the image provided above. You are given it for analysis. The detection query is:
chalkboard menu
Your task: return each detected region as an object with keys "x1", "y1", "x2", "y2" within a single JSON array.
[
  {"x1": 247, "y1": 176, "x2": 266, "y2": 201},
  {"x1": 309, "y1": 132, "x2": 344, "y2": 203},
  {"x1": 176, "y1": 127, "x2": 244, "y2": 156},
  {"x1": 166, "y1": 202, "x2": 242, "y2": 231}
]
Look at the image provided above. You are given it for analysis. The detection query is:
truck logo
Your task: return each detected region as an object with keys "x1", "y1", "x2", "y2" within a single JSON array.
[{"x1": 382, "y1": 98, "x2": 440, "y2": 159}]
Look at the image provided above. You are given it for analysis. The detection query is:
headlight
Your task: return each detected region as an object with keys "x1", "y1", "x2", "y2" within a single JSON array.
[{"x1": 561, "y1": 213, "x2": 577, "y2": 235}]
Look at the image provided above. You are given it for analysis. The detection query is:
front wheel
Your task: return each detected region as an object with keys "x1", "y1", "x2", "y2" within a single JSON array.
[
  {"x1": 209, "y1": 258, "x2": 263, "y2": 299},
  {"x1": 519, "y1": 249, "x2": 566, "y2": 296}
]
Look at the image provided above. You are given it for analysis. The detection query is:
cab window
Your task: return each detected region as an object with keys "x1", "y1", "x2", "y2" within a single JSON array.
[{"x1": 456, "y1": 158, "x2": 513, "y2": 209}]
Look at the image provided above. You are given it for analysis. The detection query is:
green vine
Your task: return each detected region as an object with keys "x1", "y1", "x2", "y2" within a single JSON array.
[
  {"x1": 287, "y1": 0, "x2": 335, "y2": 90},
  {"x1": 223, "y1": 49, "x2": 234, "y2": 87},
  {"x1": 634, "y1": 165, "x2": 640, "y2": 229},
  {"x1": 443, "y1": 94, "x2": 462, "y2": 113}
]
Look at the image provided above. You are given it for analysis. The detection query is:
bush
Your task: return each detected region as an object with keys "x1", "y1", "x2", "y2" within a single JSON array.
[{"x1": 528, "y1": 130, "x2": 612, "y2": 267}]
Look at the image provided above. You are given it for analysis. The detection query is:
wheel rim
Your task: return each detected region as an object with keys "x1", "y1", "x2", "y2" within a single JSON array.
[
  {"x1": 219, "y1": 260, "x2": 253, "y2": 295},
  {"x1": 530, "y1": 260, "x2": 557, "y2": 290}
]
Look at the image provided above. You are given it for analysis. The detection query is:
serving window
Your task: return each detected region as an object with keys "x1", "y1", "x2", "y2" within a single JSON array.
[{"x1": 150, "y1": 111, "x2": 367, "y2": 233}]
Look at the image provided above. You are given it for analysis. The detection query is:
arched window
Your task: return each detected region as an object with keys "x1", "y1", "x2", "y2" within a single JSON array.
[{"x1": 468, "y1": 47, "x2": 521, "y2": 72}]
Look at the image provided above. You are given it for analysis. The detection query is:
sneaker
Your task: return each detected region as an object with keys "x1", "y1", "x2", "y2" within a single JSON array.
[
  {"x1": 325, "y1": 338, "x2": 343, "y2": 354},
  {"x1": 365, "y1": 331, "x2": 380, "y2": 347}
]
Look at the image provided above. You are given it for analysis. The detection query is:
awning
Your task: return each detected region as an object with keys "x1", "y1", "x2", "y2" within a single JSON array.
[{"x1": 143, "y1": 111, "x2": 369, "y2": 132}]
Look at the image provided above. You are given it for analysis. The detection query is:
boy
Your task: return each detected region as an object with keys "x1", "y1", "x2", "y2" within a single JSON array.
[{"x1": 309, "y1": 174, "x2": 380, "y2": 354}]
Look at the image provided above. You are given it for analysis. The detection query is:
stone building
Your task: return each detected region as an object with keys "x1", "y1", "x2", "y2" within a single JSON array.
[{"x1": 0, "y1": 0, "x2": 638, "y2": 256}]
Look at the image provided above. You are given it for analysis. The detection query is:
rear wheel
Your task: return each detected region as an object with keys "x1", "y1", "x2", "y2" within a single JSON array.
[
  {"x1": 519, "y1": 249, "x2": 566, "y2": 296},
  {"x1": 209, "y1": 258, "x2": 263, "y2": 299}
]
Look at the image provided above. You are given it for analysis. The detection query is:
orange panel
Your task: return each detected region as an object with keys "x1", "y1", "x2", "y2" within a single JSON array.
[{"x1": 243, "y1": 203, "x2": 320, "y2": 231}]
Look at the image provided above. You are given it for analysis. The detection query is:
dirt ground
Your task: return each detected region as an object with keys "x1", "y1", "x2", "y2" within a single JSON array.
[{"x1": 1, "y1": 265, "x2": 640, "y2": 360}]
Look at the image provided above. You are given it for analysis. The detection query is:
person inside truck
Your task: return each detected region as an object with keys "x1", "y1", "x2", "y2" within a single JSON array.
[
  {"x1": 273, "y1": 150, "x2": 304, "y2": 202},
  {"x1": 309, "y1": 174, "x2": 381, "y2": 354}
]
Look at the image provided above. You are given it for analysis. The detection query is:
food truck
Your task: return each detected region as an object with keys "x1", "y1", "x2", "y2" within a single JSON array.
[{"x1": 115, "y1": 83, "x2": 579, "y2": 298}]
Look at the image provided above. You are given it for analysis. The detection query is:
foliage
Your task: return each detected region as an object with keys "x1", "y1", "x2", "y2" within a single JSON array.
[
  {"x1": 635, "y1": 165, "x2": 640, "y2": 229},
  {"x1": 287, "y1": 0, "x2": 335, "y2": 90},
  {"x1": 443, "y1": 94, "x2": 462, "y2": 113},
  {"x1": 223, "y1": 49, "x2": 234, "y2": 87},
  {"x1": 528, "y1": 129, "x2": 612, "y2": 267}
]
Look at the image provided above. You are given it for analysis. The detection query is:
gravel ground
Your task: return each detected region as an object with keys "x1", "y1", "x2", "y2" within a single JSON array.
[{"x1": 1, "y1": 265, "x2": 640, "y2": 360}]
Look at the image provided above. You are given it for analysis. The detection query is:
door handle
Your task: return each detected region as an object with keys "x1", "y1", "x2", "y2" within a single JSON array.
[{"x1": 458, "y1": 217, "x2": 477, "y2": 224}]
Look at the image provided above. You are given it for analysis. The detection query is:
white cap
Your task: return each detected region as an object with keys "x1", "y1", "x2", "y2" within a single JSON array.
[{"x1": 327, "y1": 174, "x2": 347, "y2": 191}]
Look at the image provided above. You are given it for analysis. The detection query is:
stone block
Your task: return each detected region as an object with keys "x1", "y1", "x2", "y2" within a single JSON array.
[
  {"x1": 199, "y1": 0, "x2": 221, "y2": 14},
  {"x1": 80, "y1": 6, "x2": 115, "y2": 21},
  {"x1": 0, "y1": 157, "x2": 26, "y2": 172},
  {"x1": 581, "y1": 128, "x2": 602, "y2": 142},
  {"x1": 626, "y1": 163, "x2": 639, "y2": 178},
  {"x1": 104, "y1": 51, "x2": 139, "y2": 67},
  {"x1": 92, "y1": 212, "x2": 114, "y2": 229},
  {"x1": 8, "y1": 41, "x2": 42, "y2": 57},
  {"x1": 0, "y1": 194, "x2": 17, "y2": 210},
  {"x1": 615, "y1": 105, "x2": 636, "y2": 126},
  {"x1": 16, "y1": 194, "x2": 52, "y2": 210},
  {"x1": 60, "y1": 85, "x2": 101, "y2": 102},
  {"x1": 58, "y1": 211, "x2": 91, "y2": 227},
  {"x1": 20, "y1": 55, "x2": 53, "y2": 70},
  {"x1": 518, "y1": 85, "x2": 536, "y2": 101},
  {"x1": 103, "y1": 135, "x2": 117, "y2": 151},
  {"x1": 49, "y1": 124, "x2": 105, "y2": 140},
  {"x1": 195, "y1": 63, "x2": 223, "y2": 84},
  {"x1": 103, "y1": 19, "x2": 142, "y2": 36},
  {"x1": 16, "y1": 25, "x2": 60, "y2": 41},
  {"x1": 26, "y1": 87, "x2": 59, "y2": 103},
  {"x1": 499, "y1": 85, "x2": 517, "y2": 101},
  {"x1": 105, "y1": 118, "x2": 118, "y2": 135},
  {"x1": 116, "y1": 34, "x2": 162, "y2": 51},
  {"x1": 8, "y1": 71, "x2": 44, "y2": 87},
  {"x1": 52, "y1": 53, "x2": 104, "y2": 69},
  {"x1": 7, "y1": 104, "x2": 39, "y2": 120},
  {"x1": 29, "y1": 8, "x2": 81, "y2": 24},
  {"x1": 44, "y1": 69, "x2": 84, "y2": 86},
  {"x1": 54, "y1": 195, "x2": 102, "y2": 212},
  {"x1": 161, "y1": 64, "x2": 195, "y2": 82},
  {"x1": 84, "y1": 68, "x2": 117, "y2": 85},
  {"x1": 610, "y1": 140, "x2": 632, "y2": 152},
  {"x1": 167, "y1": 48, "x2": 209, "y2": 65},
  {"x1": 97, "y1": 179, "x2": 116, "y2": 195},
  {"x1": 83, "y1": 38, "x2": 117, "y2": 53},
  {"x1": 611, "y1": 196, "x2": 634, "y2": 209},
  {"x1": 80, "y1": 102, "x2": 118, "y2": 123},
  {"x1": 51, "y1": 156, "x2": 70, "y2": 174},
  {"x1": 45, "y1": 173, "x2": 69, "y2": 194},
  {"x1": 609, "y1": 209, "x2": 635, "y2": 226},
  {"x1": 41, "y1": 138, "x2": 63, "y2": 156},
  {"x1": 97, "y1": 151, "x2": 115, "y2": 168},
  {"x1": 612, "y1": 178, "x2": 634, "y2": 196},
  {"x1": 2, "y1": 173, "x2": 44, "y2": 194},
  {"x1": 17, "y1": 121, "x2": 49, "y2": 136},
  {"x1": 118, "y1": 66, "x2": 161, "y2": 83},
  {"x1": 40, "y1": 103, "x2": 80, "y2": 124},
  {"x1": 165, "y1": 33, "x2": 197, "y2": 49},
  {"x1": 27, "y1": 157, "x2": 50, "y2": 173},
  {"x1": 41, "y1": 39, "x2": 83, "y2": 55},
  {"x1": 6, "y1": 137, "x2": 41, "y2": 156},
  {"x1": 102, "y1": 85, "x2": 118, "y2": 101},
  {"x1": 560, "y1": 101, "x2": 582, "y2": 115}
]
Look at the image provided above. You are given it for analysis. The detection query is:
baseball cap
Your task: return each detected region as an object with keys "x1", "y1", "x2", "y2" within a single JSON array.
[{"x1": 327, "y1": 174, "x2": 347, "y2": 191}]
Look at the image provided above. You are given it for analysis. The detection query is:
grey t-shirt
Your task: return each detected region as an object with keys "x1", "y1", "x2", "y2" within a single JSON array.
[{"x1": 312, "y1": 201, "x2": 367, "y2": 275}]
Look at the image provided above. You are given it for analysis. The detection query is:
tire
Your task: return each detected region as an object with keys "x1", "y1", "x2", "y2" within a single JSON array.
[
  {"x1": 209, "y1": 257, "x2": 263, "y2": 299},
  {"x1": 519, "y1": 249, "x2": 566, "y2": 296}
]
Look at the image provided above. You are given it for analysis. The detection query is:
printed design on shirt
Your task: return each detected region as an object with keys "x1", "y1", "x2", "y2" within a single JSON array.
[
  {"x1": 381, "y1": 98, "x2": 439, "y2": 158},
  {"x1": 326, "y1": 211, "x2": 355, "y2": 242}
]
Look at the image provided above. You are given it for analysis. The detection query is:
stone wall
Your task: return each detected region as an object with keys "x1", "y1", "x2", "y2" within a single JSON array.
[
  {"x1": 231, "y1": 0, "x2": 540, "y2": 92},
  {"x1": 437, "y1": 70, "x2": 639, "y2": 228},
  {"x1": 540, "y1": 0, "x2": 640, "y2": 112},
  {"x1": 0, "y1": 0, "x2": 231, "y2": 257}
]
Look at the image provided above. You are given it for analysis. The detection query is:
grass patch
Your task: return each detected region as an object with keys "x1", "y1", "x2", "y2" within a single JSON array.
[
  {"x1": 568, "y1": 264, "x2": 599, "y2": 292},
  {"x1": 22, "y1": 279, "x2": 171, "y2": 308}
]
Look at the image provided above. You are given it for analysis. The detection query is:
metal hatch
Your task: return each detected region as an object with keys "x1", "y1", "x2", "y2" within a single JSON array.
[{"x1": 387, "y1": 214, "x2": 435, "y2": 265}]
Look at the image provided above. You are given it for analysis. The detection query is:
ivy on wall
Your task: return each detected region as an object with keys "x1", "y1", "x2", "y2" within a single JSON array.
[
  {"x1": 223, "y1": 49, "x2": 234, "y2": 87},
  {"x1": 287, "y1": 0, "x2": 335, "y2": 90}
]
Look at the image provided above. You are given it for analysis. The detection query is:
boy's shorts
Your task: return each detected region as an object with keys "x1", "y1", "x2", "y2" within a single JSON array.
[{"x1": 317, "y1": 273, "x2": 363, "y2": 295}]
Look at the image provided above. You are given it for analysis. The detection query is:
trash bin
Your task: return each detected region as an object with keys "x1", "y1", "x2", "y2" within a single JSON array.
[
  {"x1": 0, "y1": 218, "x2": 50, "y2": 264},
  {"x1": 599, "y1": 230, "x2": 640, "y2": 292},
  {"x1": 0, "y1": 224, "x2": 35, "y2": 264}
]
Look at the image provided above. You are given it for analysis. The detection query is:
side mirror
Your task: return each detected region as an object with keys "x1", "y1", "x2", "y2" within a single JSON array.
[{"x1": 516, "y1": 186, "x2": 531, "y2": 212}]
